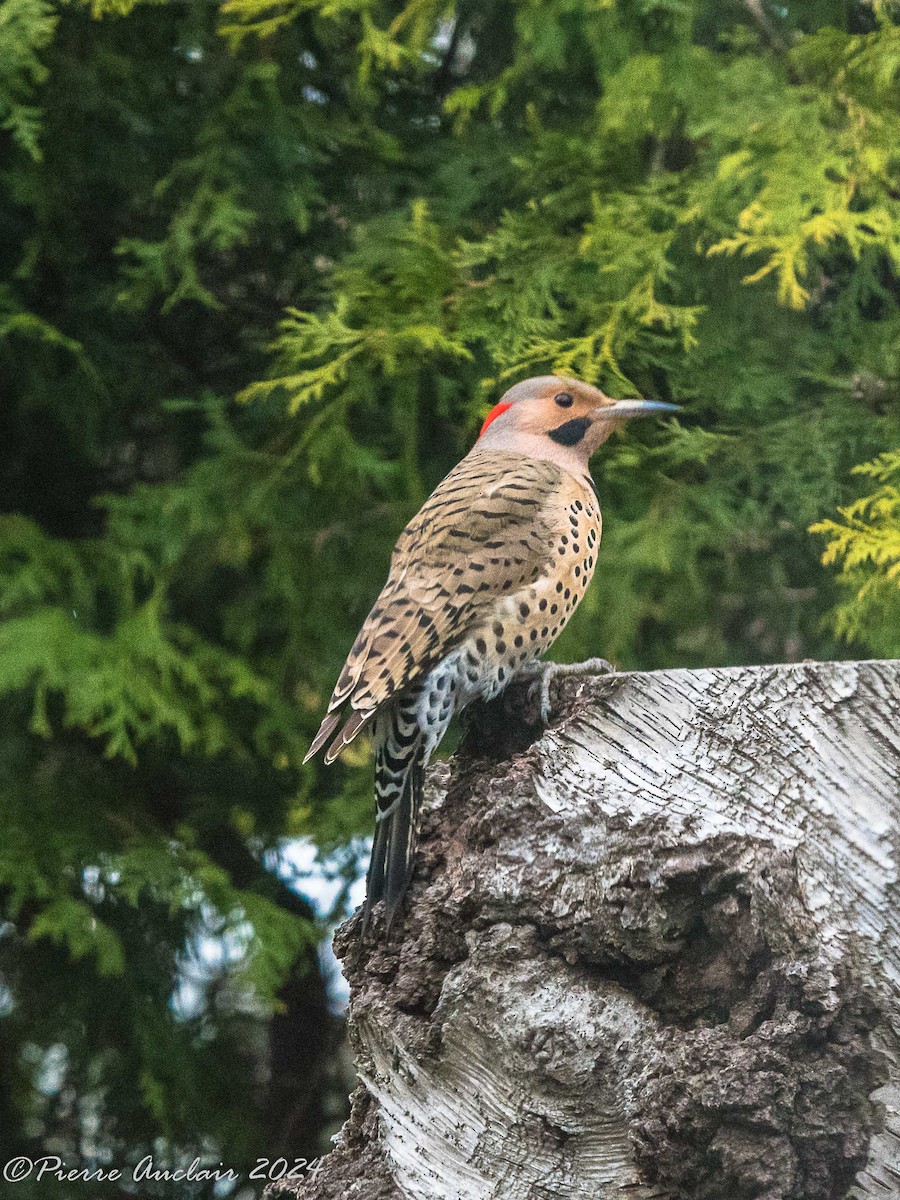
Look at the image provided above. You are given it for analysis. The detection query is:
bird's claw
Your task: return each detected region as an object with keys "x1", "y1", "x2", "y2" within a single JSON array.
[
  {"x1": 520, "y1": 658, "x2": 617, "y2": 725},
  {"x1": 519, "y1": 667, "x2": 553, "y2": 725}
]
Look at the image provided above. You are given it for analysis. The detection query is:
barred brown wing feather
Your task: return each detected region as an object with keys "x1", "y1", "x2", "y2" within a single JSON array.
[
  {"x1": 303, "y1": 711, "x2": 341, "y2": 764},
  {"x1": 307, "y1": 451, "x2": 566, "y2": 761}
]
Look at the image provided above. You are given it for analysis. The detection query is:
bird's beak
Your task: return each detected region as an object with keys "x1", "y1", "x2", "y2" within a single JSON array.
[{"x1": 595, "y1": 398, "x2": 681, "y2": 420}]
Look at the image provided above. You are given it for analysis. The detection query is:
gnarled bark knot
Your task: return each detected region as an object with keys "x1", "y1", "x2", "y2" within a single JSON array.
[{"x1": 273, "y1": 661, "x2": 900, "y2": 1200}]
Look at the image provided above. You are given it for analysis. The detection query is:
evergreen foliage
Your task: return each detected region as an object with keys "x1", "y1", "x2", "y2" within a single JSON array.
[
  {"x1": 0, "y1": 0, "x2": 897, "y2": 1189},
  {"x1": 812, "y1": 449, "x2": 900, "y2": 655}
]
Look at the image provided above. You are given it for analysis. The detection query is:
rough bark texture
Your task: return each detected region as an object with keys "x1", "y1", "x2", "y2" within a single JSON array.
[{"x1": 273, "y1": 661, "x2": 900, "y2": 1200}]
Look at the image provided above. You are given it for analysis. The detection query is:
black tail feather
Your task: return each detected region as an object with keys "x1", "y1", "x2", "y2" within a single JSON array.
[
  {"x1": 383, "y1": 760, "x2": 422, "y2": 932},
  {"x1": 366, "y1": 817, "x2": 389, "y2": 917},
  {"x1": 364, "y1": 704, "x2": 424, "y2": 936}
]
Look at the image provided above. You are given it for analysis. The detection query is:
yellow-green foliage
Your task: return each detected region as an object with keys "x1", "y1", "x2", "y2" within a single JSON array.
[{"x1": 812, "y1": 451, "x2": 900, "y2": 656}]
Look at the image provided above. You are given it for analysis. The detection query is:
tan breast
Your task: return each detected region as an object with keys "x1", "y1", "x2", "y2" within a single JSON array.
[{"x1": 458, "y1": 470, "x2": 602, "y2": 688}]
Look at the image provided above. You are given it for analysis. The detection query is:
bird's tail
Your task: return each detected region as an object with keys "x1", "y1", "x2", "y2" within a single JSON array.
[{"x1": 365, "y1": 697, "x2": 424, "y2": 935}]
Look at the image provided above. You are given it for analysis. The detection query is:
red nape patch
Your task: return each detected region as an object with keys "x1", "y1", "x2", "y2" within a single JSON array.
[{"x1": 479, "y1": 401, "x2": 512, "y2": 439}]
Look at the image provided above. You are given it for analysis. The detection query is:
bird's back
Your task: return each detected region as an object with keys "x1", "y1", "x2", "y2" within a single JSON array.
[{"x1": 306, "y1": 449, "x2": 601, "y2": 763}]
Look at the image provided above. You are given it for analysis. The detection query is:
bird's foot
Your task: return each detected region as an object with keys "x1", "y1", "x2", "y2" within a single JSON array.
[{"x1": 518, "y1": 657, "x2": 616, "y2": 725}]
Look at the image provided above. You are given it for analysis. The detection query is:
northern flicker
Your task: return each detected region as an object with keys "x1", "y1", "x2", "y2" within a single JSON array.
[{"x1": 304, "y1": 376, "x2": 679, "y2": 931}]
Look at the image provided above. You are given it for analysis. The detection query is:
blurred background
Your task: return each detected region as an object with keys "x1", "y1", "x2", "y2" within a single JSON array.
[{"x1": 1, "y1": 0, "x2": 899, "y2": 1194}]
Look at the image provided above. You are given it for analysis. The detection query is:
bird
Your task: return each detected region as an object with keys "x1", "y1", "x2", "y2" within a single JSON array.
[{"x1": 304, "y1": 375, "x2": 679, "y2": 933}]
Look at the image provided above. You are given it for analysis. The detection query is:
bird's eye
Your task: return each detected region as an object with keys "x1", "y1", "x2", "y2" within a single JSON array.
[{"x1": 554, "y1": 392, "x2": 574, "y2": 408}]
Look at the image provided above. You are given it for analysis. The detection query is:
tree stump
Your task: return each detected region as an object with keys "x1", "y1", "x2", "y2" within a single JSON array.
[{"x1": 274, "y1": 660, "x2": 900, "y2": 1200}]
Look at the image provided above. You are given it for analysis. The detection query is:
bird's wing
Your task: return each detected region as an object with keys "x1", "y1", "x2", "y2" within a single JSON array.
[{"x1": 305, "y1": 450, "x2": 569, "y2": 763}]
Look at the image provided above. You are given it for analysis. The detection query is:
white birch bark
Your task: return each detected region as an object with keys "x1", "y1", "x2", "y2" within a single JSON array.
[{"x1": 275, "y1": 660, "x2": 900, "y2": 1200}]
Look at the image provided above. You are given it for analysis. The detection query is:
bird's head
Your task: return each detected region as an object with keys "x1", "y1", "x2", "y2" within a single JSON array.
[{"x1": 477, "y1": 375, "x2": 679, "y2": 464}]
